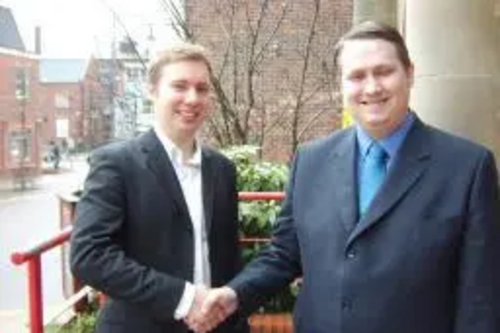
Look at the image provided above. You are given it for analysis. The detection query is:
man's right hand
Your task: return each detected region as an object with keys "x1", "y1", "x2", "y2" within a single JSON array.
[
  {"x1": 203, "y1": 286, "x2": 238, "y2": 318},
  {"x1": 187, "y1": 286, "x2": 239, "y2": 333}
]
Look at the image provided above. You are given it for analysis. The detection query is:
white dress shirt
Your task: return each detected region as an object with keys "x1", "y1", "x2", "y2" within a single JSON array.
[{"x1": 154, "y1": 127, "x2": 211, "y2": 319}]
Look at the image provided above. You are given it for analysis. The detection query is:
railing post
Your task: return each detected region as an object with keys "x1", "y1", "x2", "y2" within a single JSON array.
[{"x1": 27, "y1": 257, "x2": 44, "y2": 333}]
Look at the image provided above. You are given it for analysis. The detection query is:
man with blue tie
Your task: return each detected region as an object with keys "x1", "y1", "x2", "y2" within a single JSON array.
[{"x1": 191, "y1": 21, "x2": 500, "y2": 333}]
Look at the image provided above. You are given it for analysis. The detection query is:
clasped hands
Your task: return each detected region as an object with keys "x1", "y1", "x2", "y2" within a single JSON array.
[{"x1": 184, "y1": 286, "x2": 238, "y2": 333}]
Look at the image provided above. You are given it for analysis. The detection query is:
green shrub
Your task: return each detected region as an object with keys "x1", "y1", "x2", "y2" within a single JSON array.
[
  {"x1": 223, "y1": 145, "x2": 295, "y2": 313},
  {"x1": 66, "y1": 312, "x2": 97, "y2": 333},
  {"x1": 223, "y1": 145, "x2": 288, "y2": 191},
  {"x1": 223, "y1": 145, "x2": 288, "y2": 238},
  {"x1": 45, "y1": 309, "x2": 97, "y2": 333}
]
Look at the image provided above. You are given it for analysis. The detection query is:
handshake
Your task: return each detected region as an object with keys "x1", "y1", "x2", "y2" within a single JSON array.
[{"x1": 184, "y1": 286, "x2": 239, "y2": 333}]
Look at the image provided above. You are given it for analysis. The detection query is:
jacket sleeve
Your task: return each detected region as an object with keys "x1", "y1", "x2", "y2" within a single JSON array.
[
  {"x1": 454, "y1": 150, "x2": 500, "y2": 332},
  {"x1": 228, "y1": 150, "x2": 303, "y2": 314},
  {"x1": 69, "y1": 148, "x2": 185, "y2": 321}
]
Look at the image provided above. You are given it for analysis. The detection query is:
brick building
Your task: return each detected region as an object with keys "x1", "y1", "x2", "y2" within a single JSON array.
[
  {"x1": 38, "y1": 59, "x2": 87, "y2": 148},
  {"x1": 0, "y1": 5, "x2": 121, "y2": 176},
  {"x1": 39, "y1": 58, "x2": 119, "y2": 151},
  {"x1": 185, "y1": 0, "x2": 353, "y2": 161},
  {"x1": 0, "y1": 6, "x2": 42, "y2": 175}
]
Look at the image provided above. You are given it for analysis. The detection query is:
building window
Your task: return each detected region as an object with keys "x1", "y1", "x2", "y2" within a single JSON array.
[
  {"x1": 54, "y1": 93, "x2": 70, "y2": 109},
  {"x1": 127, "y1": 67, "x2": 144, "y2": 81},
  {"x1": 9, "y1": 129, "x2": 32, "y2": 163},
  {"x1": 56, "y1": 118, "x2": 70, "y2": 138}
]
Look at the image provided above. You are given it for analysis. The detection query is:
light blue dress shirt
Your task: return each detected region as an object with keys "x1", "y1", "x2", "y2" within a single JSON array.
[{"x1": 356, "y1": 111, "x2": 416, "y2": 190}]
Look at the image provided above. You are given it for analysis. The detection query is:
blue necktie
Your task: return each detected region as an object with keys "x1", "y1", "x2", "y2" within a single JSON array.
[{"x1": 359, "y1": 143, "x2": 388, "y2": 215}]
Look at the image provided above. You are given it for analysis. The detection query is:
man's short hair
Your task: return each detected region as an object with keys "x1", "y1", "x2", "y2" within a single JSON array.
[
  {"x1": 147, "y1": 43, "x2": 213, "y2": 88},
  {"x1": 333, "y1": 21, "x2": 412, "y2": 70}
]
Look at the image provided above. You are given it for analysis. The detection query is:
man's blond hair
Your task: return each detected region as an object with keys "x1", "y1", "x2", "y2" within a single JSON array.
[{"x1": 147, "y1": 43, "x2": 213, "y2": 88}]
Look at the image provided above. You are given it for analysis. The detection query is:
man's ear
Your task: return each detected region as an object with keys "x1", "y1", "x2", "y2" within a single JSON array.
[
  {"x1": 147, "y1": 84, "x2": 157, "y2": 99},
  {"x1": 407, "y1": 62, "x2": 415, "y2": 87}
]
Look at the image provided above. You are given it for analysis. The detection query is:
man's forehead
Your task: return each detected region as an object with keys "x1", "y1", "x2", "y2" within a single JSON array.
[
  {"x1": 341, "y1": 39, "x2": 397, "y2": 57},
  {"x1": 160, "y1": 61, "x2": 210, "y2": 81},
  {"x1": 339, "y1": 40, "x2": 400, "y2": 68}
]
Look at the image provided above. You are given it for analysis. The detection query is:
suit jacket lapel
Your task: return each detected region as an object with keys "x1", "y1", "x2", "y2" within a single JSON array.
[
  {"x1": 201, "y1": 148, "x2": 215, "y2": 233},
  {"x1": 138, "y1": 130, "x2": 190, "y2": 218},
  {"x1": 348, "y1": 119, "x2": 432, "y2": 243},
  {"x1": 317, "y1": 129, "x2": 358, "y2": 233}
]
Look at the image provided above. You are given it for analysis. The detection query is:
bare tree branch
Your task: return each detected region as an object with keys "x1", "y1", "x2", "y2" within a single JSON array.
[
  {"x1": 252, "y1": 1, "x2": 290, "y2": 68},
  {"x1": 157, "y1": 0, "x2": 338, "y2": 153},
  {"x1": 290, "y1": 0, "x2": 321, "y2": 153},
  {"x1": 158, "y1": 0, "x2": 194, "y2": 41}
]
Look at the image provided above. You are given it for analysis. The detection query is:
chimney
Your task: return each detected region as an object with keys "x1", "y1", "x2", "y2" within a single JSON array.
[{"x1": 34, "y1": 26, "x2": 41, "y2": 55}]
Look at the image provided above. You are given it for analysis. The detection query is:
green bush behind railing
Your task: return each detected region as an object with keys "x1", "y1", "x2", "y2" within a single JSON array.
[{"x1": 223, "y1": 145, "x2": 296, "y2": 313}]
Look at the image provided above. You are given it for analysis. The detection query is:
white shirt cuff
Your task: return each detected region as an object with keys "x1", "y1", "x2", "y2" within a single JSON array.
[{"x1": 174, "y1": 282, "x2": 196, "y2": 320}]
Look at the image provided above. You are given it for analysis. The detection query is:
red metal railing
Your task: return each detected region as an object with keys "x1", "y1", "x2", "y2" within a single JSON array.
[
  {"x1": 10, "y1": 227, "x2": 72, "y2": 333},
  {"x1": 10, "y1": 191, "x2": 285, "y2": 333}
]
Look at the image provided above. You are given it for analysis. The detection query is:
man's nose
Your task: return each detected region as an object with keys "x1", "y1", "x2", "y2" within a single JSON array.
[
  {"x1": 364, "y1": 76, "x2": 382, "y2": 94},
  {"x1": 185, "y1": 88, "x2": 200, "y2": 103}
]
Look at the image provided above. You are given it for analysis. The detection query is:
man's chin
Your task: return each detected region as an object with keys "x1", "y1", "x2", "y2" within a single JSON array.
[
  {"x1": 362, "y1": 117, "x2": 387, "y2": 129},
  {"x1": 360, "y1": 120, "x2": 393, "y2": 138},
  {"x1": 178, "y1": 124, "x2": 201, "y2": 137}
]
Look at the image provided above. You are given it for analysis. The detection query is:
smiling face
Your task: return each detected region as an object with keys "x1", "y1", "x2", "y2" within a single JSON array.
[
  {"x1": 150, "y1": 60, "x2": 212, "y2": 145},
  {"x1": 339, "y1": 39, "x2": 414, "y2": 139}
]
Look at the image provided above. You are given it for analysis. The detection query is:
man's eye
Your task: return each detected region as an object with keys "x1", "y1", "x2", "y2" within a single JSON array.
[
  {"x1": 348, "y1": 73, "x2": 364, "y2": 81},
  {"x1": 197, "y1": 86, "x2": 210, "y2": 94},
  {"x1": 172, "y1": 84, "x2": 187, "y2": 90},
  {"x1": 376, "y1": 68, "x2": 394, "y2": 77}
]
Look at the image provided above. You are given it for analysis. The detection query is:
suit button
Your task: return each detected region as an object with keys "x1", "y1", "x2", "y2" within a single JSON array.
[
  {"x1": 341, "y1": 299, "x2": 352, "y2": 311},
  {"x1": 346, "y1": 250, "x2": 357, "y2": 259}
]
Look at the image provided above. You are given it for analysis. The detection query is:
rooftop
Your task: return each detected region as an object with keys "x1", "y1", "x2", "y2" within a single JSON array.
[
  {"x1": 0, "y1": 6, "x2": 26, "y2": 52},
  {"x1": 39, "y1": 59, "x2": 88, "y2": 83}
]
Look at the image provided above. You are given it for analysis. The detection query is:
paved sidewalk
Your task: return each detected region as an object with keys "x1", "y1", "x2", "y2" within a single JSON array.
[
  {"x1": 0, "y1": 305, "x2": 71, "y2": 333},
  {"x1": 0, "y1": 154, "x2": 89, "y2": 332},
  {"x1": 0, "y1": 309, "x2": 28, "y2": 333},
  {"x1": 0, "y1": 154, "x2": 88, "y2": 199}
]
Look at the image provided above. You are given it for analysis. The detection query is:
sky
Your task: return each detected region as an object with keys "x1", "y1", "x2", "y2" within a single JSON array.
[{"x1": 1, "y1": 0, "x2": 182, "y2": 58}]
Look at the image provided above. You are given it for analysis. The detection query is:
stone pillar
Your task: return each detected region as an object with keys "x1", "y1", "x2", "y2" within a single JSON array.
[
  {"x1": 405, "y1": 0, "x2": 500, "y2": 159},
  {"x1": 495, "y1": 0, "x2": 500, "y2": 159},
  {"x1": 352, "y1": 0, "x2": 399, "y2": 27}
]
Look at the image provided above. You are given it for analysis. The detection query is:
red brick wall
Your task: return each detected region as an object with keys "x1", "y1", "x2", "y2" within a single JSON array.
[
  {"x1": 0, "y1": 121, "x2": 6, "y2": 170},
  {"x1": 0, "y1": 53, "x2": 42, "y2": 173},
  {"x1": 186, "y1": 0, "x2": 352, "y2": 161},
  {"x1": 80, "y1": 59, "x2": 114, "y2": 148},
  {"x1": 38, "y1": 58, "x2": 114, "y2": 152},
  {"x1": 38, "y1": 82, "x2": 84, "y2": 146},
  {"x1": 0, "y1": 53, "x2": 116, "y2": 174},
  {"x1": 0, "y1": 55, "x2": 41, "y2": 125}
]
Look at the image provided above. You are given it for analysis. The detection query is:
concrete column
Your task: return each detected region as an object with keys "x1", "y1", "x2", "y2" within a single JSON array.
[
  {"x1": 405, "y1": 0, "x2": 500, "y2": 159},
  {"x1": 495, "y1": 0, "x2": 500, "y2": 160},
  {"x1": 352, "y1": 0, "x2": 399, "y2": 27}
]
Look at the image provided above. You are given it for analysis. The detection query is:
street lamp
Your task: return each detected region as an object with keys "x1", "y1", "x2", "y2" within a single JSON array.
[{"x1": 14, "y1": 67, "x2": 30, "y2": 190}]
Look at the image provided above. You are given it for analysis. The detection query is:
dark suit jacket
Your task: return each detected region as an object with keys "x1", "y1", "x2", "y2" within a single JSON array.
[
  {"x1": 229, "y1": 118, "x2": 500, "y2": 333},
  {"x1": 70, "y1": 130, "x2": 248, "y2": 333}
]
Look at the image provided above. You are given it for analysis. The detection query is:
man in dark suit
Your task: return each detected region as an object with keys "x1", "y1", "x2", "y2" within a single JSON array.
[
  {"x1": 70, "y1": 43, "x2": 248, "y2": 333},
  {"x1": 194, "y1": 21, "x2": 500, "y2": 333}
]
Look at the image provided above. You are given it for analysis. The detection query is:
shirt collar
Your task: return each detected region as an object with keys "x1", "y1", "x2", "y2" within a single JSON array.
[
  {"x1": 356, "y1": 110, "x2": 416, "y2": 160},
  {"x1": 154, "y1": 126, "x2": 202, "y2": 167}
]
